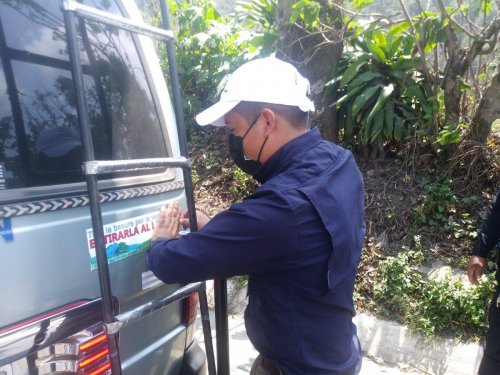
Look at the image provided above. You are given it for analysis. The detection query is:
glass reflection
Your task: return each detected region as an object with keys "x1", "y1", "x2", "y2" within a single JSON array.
[{"x1": 0, "y1": 0, "x2": 168, "y2": 189}]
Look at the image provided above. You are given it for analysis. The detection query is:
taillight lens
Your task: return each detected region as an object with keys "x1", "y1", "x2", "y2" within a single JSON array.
[
  {"x1": 182, "y1": 292, "x2": 199, "y2": 326},
  {"x1": 33, "y1": 324, "x2": 112, "y2": 375},
  {"x1": 78, "y1": 331, "x2": 111, "y2": 375}
]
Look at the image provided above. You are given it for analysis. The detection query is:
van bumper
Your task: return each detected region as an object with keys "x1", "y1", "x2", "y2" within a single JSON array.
[{"x1": 181, "y1": 340, "x2": 207, "y2": 375}]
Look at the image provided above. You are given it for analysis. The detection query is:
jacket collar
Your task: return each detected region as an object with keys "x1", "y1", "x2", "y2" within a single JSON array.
[{"x1": 253, "y1": 127, "x2": 322, "y2": 184}]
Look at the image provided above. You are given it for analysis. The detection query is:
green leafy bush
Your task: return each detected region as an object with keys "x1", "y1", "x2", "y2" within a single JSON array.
[
  {"x1": 164, "y1": 0, "x2": 250, "y2": 132},
  {"x1": 415, "y1": 177, "x2": 458, "y2": 226},
  {"x1": 327, "y1": 20, "x2": 437, "y2": 154},
  {"x1": 414, "y1": 178, "x2": 480, "y2": 240},
  {"x1": 235, "y1": 0, "x2": 279, "y2": 56},
  {"x1": 227, "y1": 166, "x2": 259, "y2": 202},
  {"x1": 373, "y1": 249, "x2": 496, "y2": 340}
]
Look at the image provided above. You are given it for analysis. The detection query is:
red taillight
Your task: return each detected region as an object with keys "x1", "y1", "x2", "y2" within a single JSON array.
[
  {"x1": 78, "y1": 332, "x2": 111, "y2": 374},
  {"x1": 182, "y1": 292, "x2": 199, "y2": 326},
  {"x1": 79, "y1": 332, "x2": 108, "y2": 351},
  {"x1": 86, "y1": 362, "x2": 112, "y2": 375},
  {"x1": 79, "y1": 347, "x2": 109, "y2": 368}
]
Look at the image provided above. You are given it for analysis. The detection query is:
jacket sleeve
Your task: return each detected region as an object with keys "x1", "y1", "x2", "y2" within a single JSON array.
[
  {"x1": 472, "y1": 190, "x2": 500, "y2": 258},
  {"x1": 146, "y1": 191, "x2": 301, "y2": 284}
]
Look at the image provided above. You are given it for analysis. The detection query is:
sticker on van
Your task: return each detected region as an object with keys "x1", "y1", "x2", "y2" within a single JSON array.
[
  {"x1": 86, "y1": 212, "x2": 158, "y2": 270},
  {"x1": 0, "y1": 218, "x2": 13, "y2": 242}
]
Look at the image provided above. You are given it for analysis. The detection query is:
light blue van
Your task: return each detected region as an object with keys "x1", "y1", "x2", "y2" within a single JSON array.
[{"x1": 0, "y1": 1, "x2": 207, "y2": 374}]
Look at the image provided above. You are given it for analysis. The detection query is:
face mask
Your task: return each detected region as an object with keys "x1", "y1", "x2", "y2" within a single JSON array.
[
  {"x1": 228, "y1": 113, "x2": 270, "y2": 176},
  {"x1": 228, "y1": 133, "x2": 262, "y2": 175}
]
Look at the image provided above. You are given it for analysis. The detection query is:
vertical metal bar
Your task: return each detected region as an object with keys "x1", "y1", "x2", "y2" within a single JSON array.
[
  {"x1": 157, "y1": 0, "x2": 197, "y2": 230},
  {"x1": 214, "y1": 280, "x2": 230, "y2": 375},
  {"x1": 63, "y1": 9, "x2": 122, "y2": 375},
  {"x1": 158, "y1": 3, "x2": 219, "y2": 375}
]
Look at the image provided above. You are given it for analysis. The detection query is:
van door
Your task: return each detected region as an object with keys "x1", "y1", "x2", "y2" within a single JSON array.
[{"x1": 0, "y1": 1, "x2": 199, "y2": 374}]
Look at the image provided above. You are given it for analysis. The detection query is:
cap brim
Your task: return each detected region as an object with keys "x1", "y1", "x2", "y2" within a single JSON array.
[{"x1": 195, "y1": 100, "x2": 240, "y2": 126}]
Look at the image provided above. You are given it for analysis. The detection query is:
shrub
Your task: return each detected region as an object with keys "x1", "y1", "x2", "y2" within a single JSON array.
[
  {"x1": 327, "y1": 22, "x2": 436, "y2": 155},
  {"x1": 373, "y1": 248, "x2": 496, "y2": 340}
]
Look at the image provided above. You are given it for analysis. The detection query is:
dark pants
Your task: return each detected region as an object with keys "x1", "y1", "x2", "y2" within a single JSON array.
[
  {"x1": 250, "y1": 340, "x2": 363, "y2": 375},
  {"x1": 479, "y1": 284, "x2": 500, "y2": 374}
]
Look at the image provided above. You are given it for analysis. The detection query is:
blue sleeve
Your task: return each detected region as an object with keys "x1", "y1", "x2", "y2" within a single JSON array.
[
  {"x1": 472, "y1": 189, "x2": 500, "y2": 258},
  {"x1": 146, "y1": 191, "x2": 300, "y2": 284}
]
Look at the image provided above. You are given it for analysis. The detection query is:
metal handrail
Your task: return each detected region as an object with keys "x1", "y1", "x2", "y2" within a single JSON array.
[
  {"x1": 63, "y1": 0, "x2": 173, "y2": 40},
  {"x1": 107, "y1": 282, "x2": 205, "y2": 333},
  {"x1": 83, "y1": 157, "x2": 190, "y2": 175}
]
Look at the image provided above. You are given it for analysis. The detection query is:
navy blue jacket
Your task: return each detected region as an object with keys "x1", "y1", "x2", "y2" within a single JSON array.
[
  {"x1": 472, "y1": 189, "x2": 500, "y2": 280},
  {"x1": 147, "y1": 128, "x2": 365, "y2": 374}
]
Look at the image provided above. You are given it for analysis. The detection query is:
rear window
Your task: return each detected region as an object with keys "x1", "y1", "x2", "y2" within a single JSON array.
[{"x1": 0, "y1": 0, "x2": 169, "y2": 190}]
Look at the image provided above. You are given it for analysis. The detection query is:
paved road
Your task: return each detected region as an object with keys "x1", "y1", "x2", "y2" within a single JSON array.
[{"x1": 195, "y1": 313, "x2": 426, "y2": 374}]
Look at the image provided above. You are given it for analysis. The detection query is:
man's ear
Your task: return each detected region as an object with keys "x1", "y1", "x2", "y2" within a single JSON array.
[{"x1": 260, "y1": 108, "x2": 276, "y2": 136}]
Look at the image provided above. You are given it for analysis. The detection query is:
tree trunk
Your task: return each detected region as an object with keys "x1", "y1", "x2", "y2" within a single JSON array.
[
  {"x1": 441, "y1": 49, "x2": 468, "y2": 127},
  {"x1": 275, "y1": 0, "x2": 343, "y2": 142},
  {"x1": 439, "y1": 8, "x2": 500, "y2": 129},
  {"x1": 468, "y1": 69, "x2": 500, "y2": 144}
]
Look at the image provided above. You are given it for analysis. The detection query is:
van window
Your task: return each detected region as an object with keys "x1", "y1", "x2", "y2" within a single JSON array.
[{"x1": 0, "y1": 0, "x2": 168, "y2": 190}]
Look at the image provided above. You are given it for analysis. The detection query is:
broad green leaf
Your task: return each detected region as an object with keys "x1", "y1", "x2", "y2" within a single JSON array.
[
  {"x1": 389, "y1": 21, "x2": 410, "y2": 35},
  {"x1": 332, "y1": 84, "x2": 366, "y2": 106},
  {"x1": 360, "y1": 115, "x2": 370, "y2": 145},
  {"x1": 425, "y1": 42, "x2": 437, "y2": 53},
  {"x1": 401, "y1": 37, "x2": 416, "y2": 54},
  {"x1": 347, "y1": 20, "x2": 358, "y2": 30},
  {"x1": 394, "y1": 115, "x2": 404, "y2": 141},
  {"x1": 418, "y1": 10, "x2": 440, "y2": 18},
  {"x1": 339, "y1": 61, "x2": 367, "y2": 87},
  {"x1": 390, "y1": 70, "x2": 406, "y2": 80},
  {"x1": 348, "y1": 71, "x2": 383, "y2": 90},
  {"x1": 393, "y1": 56, "x2": 421, "y2": 71},
  {"x1": 352, "y1": 85, "x2": 380, "y2": 117},
  {"x1": 388, "y1": 35, "x2": 402, "y2": 58},
  {"x1": 459, "y1": 4, "x2": 470, "y2": 14},
  {"x1": 384, "y1": 100, "x2": 394, "y2": 138},
  {"x1": 371, "y1": 109, "x2": 385, "y2": 142},
  {"x1": 352, "y1": 0, "x2": 373, "y2": 11},
  {"x1": 482, "y1": 0, "x2": 492, "y2": 14},
  {"x1": 372, "y1": 30, "x2": 387, "y2": 50},
  {"x1": 345, "y1": 110, "x2": 354, "y2": 140},
  {"x1": 436, "y1": 29, "x2": 447, "y2": 42},
  {"x1": 366, "y1": 39, "x2": 386, "y2": 62},
  {"x1": 366, "y1": 83, "x2": 394, "y2": 123},
  {"x1": 404, "y1": 84, "x2": 425, "y2": 102},
  {"x1": 459, "y1": 80, "x2": 472, "y2": 92},
  {"x1": 437, "y1": 124, "x2": 462, "y2": 145},
  {"x1": 324, "y1": 75, "x2": 341, "y2": 88}
]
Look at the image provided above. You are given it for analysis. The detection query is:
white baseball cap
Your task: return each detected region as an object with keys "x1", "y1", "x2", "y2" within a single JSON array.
[{"x1": 195, "y1": 56, "x2": 315, "y2": 126}]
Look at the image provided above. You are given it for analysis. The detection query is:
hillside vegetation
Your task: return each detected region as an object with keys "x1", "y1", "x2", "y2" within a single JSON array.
[{"x1": 141, "y1": 0, "x2": 500, "y2": 341}]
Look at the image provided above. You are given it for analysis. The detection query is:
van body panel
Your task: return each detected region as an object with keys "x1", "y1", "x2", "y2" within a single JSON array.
[
  {"x1": 1, "y1": 189, "x2": 186, "y2": 327},
  {"x1": 0, "y1": 0, "x2": 206, "y2": 373}
]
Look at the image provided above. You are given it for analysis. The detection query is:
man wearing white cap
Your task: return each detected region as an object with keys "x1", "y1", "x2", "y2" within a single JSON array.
[{"x1": 147, "y1": 56, "x2": 365, "y2": 375}]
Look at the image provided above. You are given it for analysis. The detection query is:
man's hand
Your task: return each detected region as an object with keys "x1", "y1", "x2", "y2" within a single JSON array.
[
  {"x1": 152, "y1": 202, "x2": 181, "y2": 241},
  {"x1": 180, "y1": 209, "x2": 211, "y2": 230},
  {"x1": 467, "y1": 255, "x2": 487, "y2": 285}
]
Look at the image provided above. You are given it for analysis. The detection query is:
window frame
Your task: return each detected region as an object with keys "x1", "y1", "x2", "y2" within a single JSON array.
[{"x1": 0, "y1": 0, "x2": 179, "y2": 204}]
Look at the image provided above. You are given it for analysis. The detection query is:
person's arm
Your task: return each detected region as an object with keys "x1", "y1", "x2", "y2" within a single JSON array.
[
  {"x1": 467, "y1": 190, "x2": 500, "y2": 285},
  {"x1": 146, "y1": 191, "x2": 301, "y2": 284}
]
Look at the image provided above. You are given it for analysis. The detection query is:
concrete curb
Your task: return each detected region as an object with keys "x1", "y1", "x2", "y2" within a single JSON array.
[
  {"x1": 206, "y1": 281, "x2": 485, "y2": 374},
  {"x1": 354, "y1": 314, "x2": 483, "y2": 375}
]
